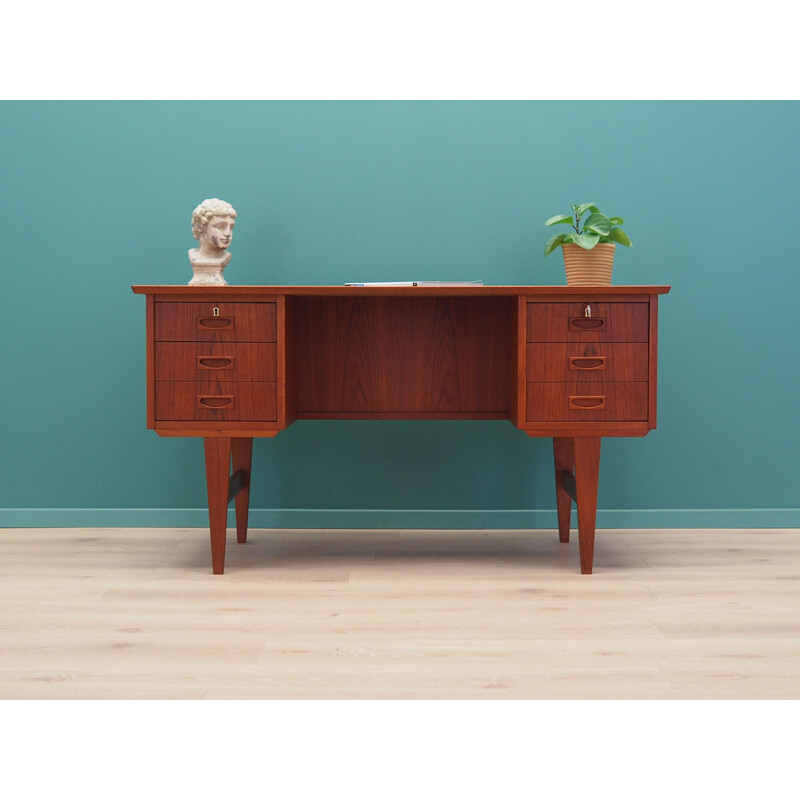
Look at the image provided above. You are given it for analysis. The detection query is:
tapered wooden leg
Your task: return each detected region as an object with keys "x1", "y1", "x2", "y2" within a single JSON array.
[
  {"x1": 204, "y1": 437, "x2": 232, "y2": 575},
  {"x1": 553, "y1": 437, "x2": 575, "y2": 543},
  {"x1": 574, "y1": 437, "x2": 601, "y2": 575},
  {"x1": 231, "y1": 437, "x2": 253, "y2": 544}
]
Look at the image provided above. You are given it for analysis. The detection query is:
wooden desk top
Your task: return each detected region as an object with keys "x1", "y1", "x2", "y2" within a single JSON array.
[{"x1": 133, "y1": 285, "x2": 670, "y2": 297}]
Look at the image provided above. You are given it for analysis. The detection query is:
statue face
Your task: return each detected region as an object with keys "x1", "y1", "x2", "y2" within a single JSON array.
[{"x1": 203, "y1": 215, "x2": 235, "y2": 250}]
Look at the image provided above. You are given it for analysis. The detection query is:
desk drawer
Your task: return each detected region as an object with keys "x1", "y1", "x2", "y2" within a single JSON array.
[
  {"x1": 526, "y1": 381, "x2": 648, "y2": 421},
  {"x1": 527, "y1": 302, "x2": 648, "y2": 342},
  {"x1": 155, "y1": 302, "x2": 277, "y2": 342},
  {"x1": 155, "y1": 381, "x2": 277, "y2": 421},
  {"x1": 527, "y1": 343, "x2": 648, "y2": 382},
  {"x1": 155, "y1": 342, "x2": 277, "y2": 381}
]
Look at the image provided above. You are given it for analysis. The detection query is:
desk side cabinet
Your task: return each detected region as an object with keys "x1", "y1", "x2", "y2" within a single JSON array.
[{"x1": 133, "y1": 285, "x2": 669, "y2": 575}]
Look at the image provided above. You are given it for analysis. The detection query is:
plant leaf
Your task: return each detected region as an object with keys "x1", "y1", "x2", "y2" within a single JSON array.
[
  {"x1": 576, "y1": 203, "x2": 597, "y2": 218},
  {"x1": 574, "y1": 232, "x2": 600, "y2": 250},
  {"x1": 584, "y1": 213, "x2": 611, "y2": 236},
  {"x1": 544, "y1": 232, "x2": 567, "y2": 256},
  {"x1": 606, "y1": 227, "x2": 633, "y2": 247},
  {"x1": 608, "y1": 216, "x2": 624, "y2": 225},
  {"x1": 545, "y1": 214, "x2": 573, "y2": 227}
]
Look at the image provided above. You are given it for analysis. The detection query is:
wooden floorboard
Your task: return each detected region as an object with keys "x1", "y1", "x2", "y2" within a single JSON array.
[{"x1": 1, "y1": 527, "x2": 798, "y2": 699}]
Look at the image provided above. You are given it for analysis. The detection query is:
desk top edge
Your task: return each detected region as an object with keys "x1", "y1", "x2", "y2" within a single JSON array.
[{"x1": 132, "y1": 285, "x2": 670, "y2": 296}]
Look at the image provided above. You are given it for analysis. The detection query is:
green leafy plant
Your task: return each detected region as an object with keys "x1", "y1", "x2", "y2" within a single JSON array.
[{"x1": 544, "y1": 203, "x2": 632, "y2": 257}]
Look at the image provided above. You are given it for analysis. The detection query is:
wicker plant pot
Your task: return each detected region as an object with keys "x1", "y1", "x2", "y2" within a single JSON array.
[{"x1": 562, "y1": 243, "x2": 616, "y2": 286}]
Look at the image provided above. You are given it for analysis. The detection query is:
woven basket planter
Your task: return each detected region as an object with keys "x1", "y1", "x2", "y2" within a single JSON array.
[{"x1": 562, "y1": 243, "x2": 616, "y2": 286}]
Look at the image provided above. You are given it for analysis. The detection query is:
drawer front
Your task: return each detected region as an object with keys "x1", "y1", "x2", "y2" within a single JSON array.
[
  {"x1": 155, "y1": 381, "x2": 277, "y2": 421},
  {"x1": 155, "y1": 342, "x2": 277, "y2": 381},
  {"x1": 527, "y1": 343, "x2": 648, "y2": 382},
  {"x1": 155, "y1": 302, "x2": 277, "y2": 342},
  {"x1": 527, "y1": 302, "x2": 648, "y2": 342},
  {"x1": 526, "y1": 381, "x2": 648, "y2": 422}
]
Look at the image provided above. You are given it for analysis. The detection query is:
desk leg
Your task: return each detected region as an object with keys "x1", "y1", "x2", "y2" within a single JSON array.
[
  {"x1": 574, "y1": 437, "x2": 601, "y2": 575},
  {"x1": 231, "y1": 437, "x2": 253, "y2": 544},
  {"x1": 204, "y1": 437, "x2": 232, "y2": 575},
  {"x1": 553, "y1": 437, "x2": 575, "y2": 543}
]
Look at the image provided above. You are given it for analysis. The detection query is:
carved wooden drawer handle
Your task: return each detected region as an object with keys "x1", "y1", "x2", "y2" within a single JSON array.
[
  {"x1": 197, "y1": 395, "x2": 235, "y2": 409},
  {"x1": 569, "y1": 356, "x2": 606, "y2": 371},
  {"x1": 569, "y1": 317, "x2": 606, "y2": 331},
  {"x1": 569, "y1": 395, "x2": 606, "y2": 410},
  {"x1": 197, "y1": 317, "x2": 234, "y2": 330},
  {"x1": 197, "y1": 356, "x2": 235, "y2": 370}
]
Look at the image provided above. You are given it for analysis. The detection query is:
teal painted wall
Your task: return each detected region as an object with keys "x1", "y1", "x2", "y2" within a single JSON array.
[{"x1": 2, "y1": 101, "x2": 798, "y2": 527}]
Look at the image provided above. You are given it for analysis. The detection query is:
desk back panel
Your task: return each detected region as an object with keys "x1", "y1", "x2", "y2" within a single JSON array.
[{"x1": 292, "y1": 296, "x2": 514, "y2": 417}]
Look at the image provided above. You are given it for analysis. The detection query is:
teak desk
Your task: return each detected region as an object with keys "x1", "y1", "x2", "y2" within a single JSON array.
[{"x1": 132, "y1": 285, "x2": 670, "y2": 574}]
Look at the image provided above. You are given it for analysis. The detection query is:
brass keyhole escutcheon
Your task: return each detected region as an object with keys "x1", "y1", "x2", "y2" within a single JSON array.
[
  {"x1": 213, "y1": 307, "x2": 220, "y2": 317},
  {"x1": 584, "y1": 305, "x2": 592, "y2": 317}
]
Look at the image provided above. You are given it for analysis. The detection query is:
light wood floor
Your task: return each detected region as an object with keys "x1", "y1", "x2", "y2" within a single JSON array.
[{"x1": 1, "y1": 527, "x2": 798, "y2": 699}]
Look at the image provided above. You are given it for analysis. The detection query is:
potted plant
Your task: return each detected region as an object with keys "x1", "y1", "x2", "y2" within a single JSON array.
[{"x1": 544, "y1": 203, "x2": 632, "y2": 285}]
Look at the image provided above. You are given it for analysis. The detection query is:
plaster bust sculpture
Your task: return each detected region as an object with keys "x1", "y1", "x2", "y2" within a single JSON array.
[{"x1": 188, "y1": 198, "x2": 237, "y2": 286}]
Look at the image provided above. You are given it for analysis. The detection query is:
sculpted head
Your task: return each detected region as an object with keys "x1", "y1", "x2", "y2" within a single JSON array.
[{"x1": 192, "y1": 198, "x2": 237, "y2": 251}]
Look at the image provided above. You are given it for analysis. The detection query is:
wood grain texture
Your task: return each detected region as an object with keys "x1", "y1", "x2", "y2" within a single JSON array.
[
  {"x1": 231, "y1": 438, "x2": 253, "y2": 544},
  {"x1": 296, "y1": 411, "x2": 508, "y2": 420},
  {"x1": 203, "y1": 437, "x2": 232, "y2": 574},
  {"x1": 155, "y1": 381, "x2": 277, "y2": 421},
  {"x1": 2, "y1": 527, "x2": 796, "y2": 699},
  {"x1": 294, "y1": 296, "x2": 513, "y2": 414},
  {"x1": 155, "y1": 302, "x2": 277, "y2": 342},
  {"x1": 146, "y1": 294, "x2": 155, "y2": 430},
  {"x1": 527, "y1": 382, "x2": 648, "y2": 422},
  {"x1": 527, "y1": 343, "x2": 648, "y2": 382},
  {"x1": 526, "y1": 302, "x2": 649, "y2": 343},
  {"x1": 134, "y1": 285, "x2": 672, "y2": 298},
  {"x1": 510, "y1": 296, "x2": 527, "y2": 428},
  {"x1": 553, "y1": 438, "x2": 575, "y2": 543},
  {"x1": 155, "y1": 423, "x2": 280, "y2": 437},
  {"x1": 155, "y1": 343, "x2": 277, "y2": 381},
  {"x1": 649, "y1": 294, "x2": 660, "y2": 430},
  {"x1": 279, "y1": 295, "x2": 297, "y2": 428},
  {"x1": 574, "y1": 437, "x2": 601, "y2": 574},
  {"x1": 525, "y1": 422, "x2": 650, "y2": 437}
]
